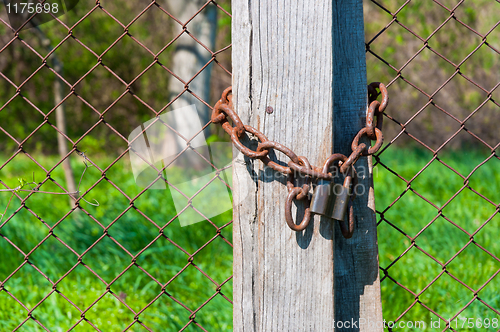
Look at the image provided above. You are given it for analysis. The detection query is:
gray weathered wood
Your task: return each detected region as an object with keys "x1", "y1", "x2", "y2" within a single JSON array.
[
  {"x1": 232, "y1": 0, "x2": 383, "y2": 330},
  {"x1": 332, "y1": 0, "x2": 384, "y2": 331},
  {"x1": 232, "y1": 0, "x2": 335, "y2": 330}
]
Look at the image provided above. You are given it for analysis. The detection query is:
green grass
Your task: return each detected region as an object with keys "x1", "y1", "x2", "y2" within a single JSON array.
[
  {"x1": 0, "y1": 153, "x2": 233, "y2": 331},
  {"x1": 375, "y1": 147, "x2": 500, "y2": 330},
  {"x1": 1, "y1": 147, "x2": 500, "y2": 331}
]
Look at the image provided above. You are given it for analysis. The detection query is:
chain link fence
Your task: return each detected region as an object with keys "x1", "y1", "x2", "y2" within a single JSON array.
[
  {"x1": 366, "y1": 0, "x2": 500, "y2": 329},
  {"x1": 1, "y1": 0, "x2": 499, "y2": 331},
  {"x1": 0, "y1": 0, "x2": 233, "y2": 331}
]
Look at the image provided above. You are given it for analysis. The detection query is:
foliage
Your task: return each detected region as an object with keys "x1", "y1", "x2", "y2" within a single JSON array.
[
  {"x1": 364, "y1": 0, "x2": 500, "y2": 325},
  {"x1": 0, "y1": 0, "x2": 232, "y2": 155},
  {"x1": 1, "y1": 0, "x2": 499, "y2": 330},
  {"x1": 364, "y1": 0, "x2": 500, "y2": 149},
  {"x1": 1, "y1": 147, "x2": 499, "y2": 330},
  {"x1": 375, "y1": 147, "x2": 500, "y2": 329},
  {"x1": 0, "y1": 154, "x2": 233, "y2": 331}
]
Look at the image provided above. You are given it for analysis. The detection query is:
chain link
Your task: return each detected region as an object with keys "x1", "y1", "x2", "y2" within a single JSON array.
[{"x1": 212, "y1": 83, "x2": 388, "y2": 238}]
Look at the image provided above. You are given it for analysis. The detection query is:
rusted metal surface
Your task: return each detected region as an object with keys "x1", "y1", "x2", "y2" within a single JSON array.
[
  {"x1": 310, "y1": 178, "x2": 333, "y2": 216},
  {"x1": 285, "y1": 187, "x2": 312, "y2": 232},
  {"x1": 212, "y1": 82, "x2": 389, "y2": 236},
  {"x1": 331, "y1": 174, "x2": 352, "y2": 223},
  {"x1": 339, "y1": 200, "x2": 355, "y2": 239}
]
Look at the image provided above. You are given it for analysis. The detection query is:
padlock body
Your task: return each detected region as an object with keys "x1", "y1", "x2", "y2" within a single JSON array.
[
  {"x1": 310, "y1": 179, "x2": 333, "y2": 216},
  {"x1": 331, "y1": 185, "x2": 350, "y2": 221}
]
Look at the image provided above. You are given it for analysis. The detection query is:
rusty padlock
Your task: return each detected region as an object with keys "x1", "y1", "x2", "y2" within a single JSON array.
[
  {"x1": 310, "y1": 154, "x2": 346, "y2": 216},
  {"x1": 310, "y1": 178, "x2": 334, "y2": 216},
  {"x1": 331, "y1": 173, "x2": 352, "y2": 222}
]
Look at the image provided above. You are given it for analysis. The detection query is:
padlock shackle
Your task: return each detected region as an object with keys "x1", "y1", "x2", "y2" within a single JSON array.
[
  {"x1": 342, "y1": 165, "x2": 358, "y2": 201},
  {"x1": 338, "y1": 168, "x2": 357, "y2": 239},
  {"x1": 342, "y1": 174, "x2": 352, "y2": 189},
  {"x1": 339, "y1": 200, "x2": 355, "y2": 239}
]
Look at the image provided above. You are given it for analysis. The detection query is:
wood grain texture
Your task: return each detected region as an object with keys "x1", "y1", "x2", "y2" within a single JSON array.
[
  {"x1": 232, "y1": 0, "x2": 335, "y2": 330},
  {"x1": 332, "y1": 0, "x2": 384, "y2": 331}
]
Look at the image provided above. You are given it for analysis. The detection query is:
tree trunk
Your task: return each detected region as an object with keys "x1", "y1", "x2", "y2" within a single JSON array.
[
  {"x1": 53, "y1": 61, "x2": 77, "y2": 203},
  {"x1": 10, "y1": 3, "x2": 78, "y2": 204},
  {"x1": 33, "y1": 25, "x2": 78, "y2": 204},
  {"x1": 165, "y1": 1, "x2": 218, "y2": 170}
]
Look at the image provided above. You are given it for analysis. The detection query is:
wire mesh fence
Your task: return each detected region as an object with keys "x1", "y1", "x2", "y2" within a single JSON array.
[
  {"x1": 1, "y1": 0, "x2": 499, "y2": 331},
  {"x1": 0, "y1": 0, "x2": 233, "y2": 331},
  {"x1": 365, "y1": 0, "x2": 500, "y2": 329}
]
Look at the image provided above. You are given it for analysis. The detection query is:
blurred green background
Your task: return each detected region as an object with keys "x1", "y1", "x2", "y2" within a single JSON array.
[
  {"x1": 0, "y1": 0, "x2": 499, "y2": 331},
  {"x1": 365, "y1": 0, "x2": 500, "y2": 330}
]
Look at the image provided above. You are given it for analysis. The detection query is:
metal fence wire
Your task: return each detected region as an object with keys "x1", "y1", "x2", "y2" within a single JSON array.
[
  {"x1": 366, "y1": 0, "x2": 500, "y2": 329},
  {"x1": 0, "y1": 0, "x2": 499, "y2": 331},
  {"x1": 0, "y1": 0, "x2": 233, "y2": 331}
]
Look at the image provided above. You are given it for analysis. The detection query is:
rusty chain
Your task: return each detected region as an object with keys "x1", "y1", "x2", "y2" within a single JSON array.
[{"x1": 212, "y1": 83, "x2": 388, "y2": 238}]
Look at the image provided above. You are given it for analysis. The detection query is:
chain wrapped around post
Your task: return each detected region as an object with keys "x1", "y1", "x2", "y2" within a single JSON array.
[{"x1": 212, "y1": 83, "x2": 388, "y2": 239}]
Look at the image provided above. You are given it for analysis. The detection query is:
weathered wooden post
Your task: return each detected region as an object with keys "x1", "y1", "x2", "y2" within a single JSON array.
[
  {"x1": 332, "y1": 0, "x2": 384, "y2": 331},
  {"x1": 232, "y1": 0, "x2": 383, "y2": 330}
]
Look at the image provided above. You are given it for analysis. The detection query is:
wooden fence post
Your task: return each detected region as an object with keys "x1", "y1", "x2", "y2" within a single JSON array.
[
  {"x1": 232, "y1": 0, "x2": 383, "y2": 330},
  {"x1": 332, "y1": 0, "x2": 384, "y2": 331}
]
